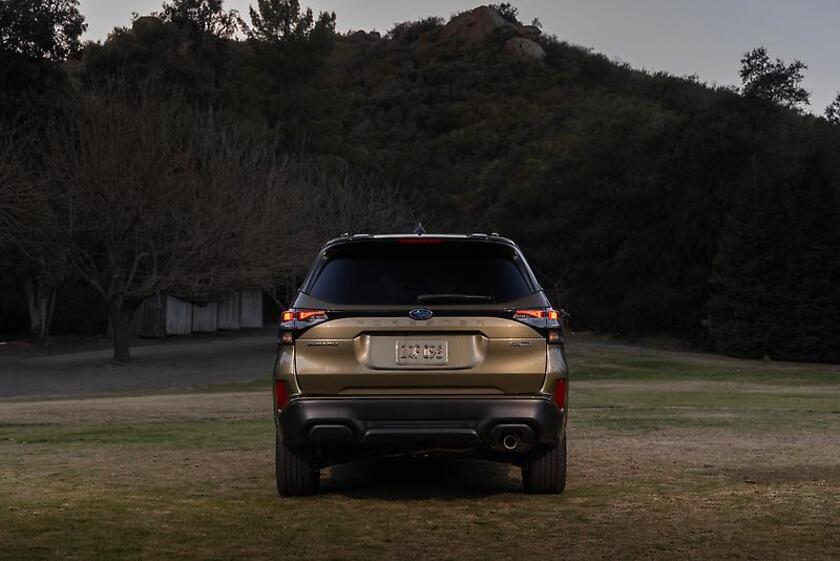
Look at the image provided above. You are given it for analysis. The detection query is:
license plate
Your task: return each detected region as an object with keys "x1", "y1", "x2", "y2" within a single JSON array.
[{"x1": 395, "y1": 340, "x2": 449, "y2": 366}]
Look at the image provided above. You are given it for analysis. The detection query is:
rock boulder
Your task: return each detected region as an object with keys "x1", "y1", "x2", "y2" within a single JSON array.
[
  {"x1": 439, "y1": 6, "x2": 510, "y2": 44},
  {"x1": 503, "y1": 37, "x2": 546, "y2": 61}
]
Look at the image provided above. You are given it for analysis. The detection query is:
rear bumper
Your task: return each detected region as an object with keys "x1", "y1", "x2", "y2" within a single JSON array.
[{"x1": 276, "y1": 396, "x2": 566, "y2": 453}]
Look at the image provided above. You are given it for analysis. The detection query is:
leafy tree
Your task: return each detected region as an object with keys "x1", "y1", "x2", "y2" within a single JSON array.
[
  {"x1": 387, "y1": 17, "x2": 443, "y2": 43},
  {"x1": 0, "y1": 0, "x2": 86, "y2": 60},
  {"x1": 707, "y1": 149, "x2": 840, "y2": 361},
  {"x1": 82, "y1": 16, "x2": 221, "y2": 103},
  {"x1": 245, "y1": 0, "x2": 335, "y2": 79},
  {"x1": 825, "y1": 92, "x2": 840, "y2": 125},
  {"x1": 156, "y1": 0, "x2": 240, "y2": 39},
  {"x1": 739, "y1": 47, "x2": 809, "y2": 111},
  {"x1": 490, "y1": 3, "x2": 519, "y2": 24},
  {"x1": 232, "y1": 1, "x2": 338, "y2": 149},
  {"x1": 84, "y1": 1, "x2": 242, "y2": 105},
  {"x1": 248, "y1": 0, "x2": 335, "y2": 44},
  {"x1": 0, "y1": 0, "x2": 86, "y2": 94}
]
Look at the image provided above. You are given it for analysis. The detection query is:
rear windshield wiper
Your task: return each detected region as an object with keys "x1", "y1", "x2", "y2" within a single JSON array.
[{"x1": 416, "y1": 294, "x2": 493, "y2": 304}]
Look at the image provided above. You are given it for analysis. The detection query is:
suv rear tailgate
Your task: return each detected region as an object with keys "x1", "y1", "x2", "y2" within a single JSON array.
[{"x1": 295, "y1": 316, "x2": 546, "y2": 395}]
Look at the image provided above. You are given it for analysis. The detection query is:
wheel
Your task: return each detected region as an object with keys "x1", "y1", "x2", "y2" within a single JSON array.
[
  {"x1": 522, "y1": 437, "x2": 567, "y2": 494},
  {"x1": 275, "y1": 435, "x2": 320, "y2": 497}
]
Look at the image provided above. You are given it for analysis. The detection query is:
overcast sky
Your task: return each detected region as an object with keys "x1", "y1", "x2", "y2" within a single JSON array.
[{"x1": 79, "y1": 0, "x2": 840, "y2": 113}]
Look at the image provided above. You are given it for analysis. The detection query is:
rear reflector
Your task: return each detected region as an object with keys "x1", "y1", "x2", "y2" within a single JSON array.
[
  {"x1": 274, "y1": 380, "x2": 290, "y2": 409},
  {"x1": 553, "y1": 379, "x2": 567, "y2": 409}
]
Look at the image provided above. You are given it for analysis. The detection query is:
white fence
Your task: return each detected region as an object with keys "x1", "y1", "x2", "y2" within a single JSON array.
[{"x1": 139, "y1": 291, "x2": 263, "y2": 337}]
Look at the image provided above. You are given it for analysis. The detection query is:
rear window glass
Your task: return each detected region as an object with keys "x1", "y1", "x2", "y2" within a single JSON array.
[{"x1": 305, "y1": 241, "x2": 536, "y2": 306}]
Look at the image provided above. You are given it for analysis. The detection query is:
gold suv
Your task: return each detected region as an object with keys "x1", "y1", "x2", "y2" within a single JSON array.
[{"x1": 273, "y1": 233, "x2": 568, "y2": 495}]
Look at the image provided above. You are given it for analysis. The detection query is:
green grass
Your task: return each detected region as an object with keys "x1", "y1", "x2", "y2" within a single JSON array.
[
  {"x1": 569, "y1": 342, "x2": 840, "y2": 385},
  {"x1": 0, "y1": 378, "x2": 274, "y2": 404},
  {"x1": 0, "y1": 419, "x2": 272, "y2": 448},
  {"x1": 182, "y1": 378, "x2": 272, "y2": 394},
  {"x1": 570, "y1": 360, "x2": 840, "y2": 433},
  {"x1": 565, "y1": 341, "x2": 840, "y2": 433}
]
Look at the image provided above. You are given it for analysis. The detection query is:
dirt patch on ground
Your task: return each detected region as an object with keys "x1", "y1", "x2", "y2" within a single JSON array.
[{"x1": 570, "y1": 426, "x2": 840, "y2": 485}]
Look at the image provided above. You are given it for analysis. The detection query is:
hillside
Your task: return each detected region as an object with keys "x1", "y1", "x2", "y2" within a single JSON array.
[
  {"x1": 314, "y1": 9, "x2": 840, "y2": 359},
  {"x1": 3, "y1": 3, "x2": 840, "y2": 361}
]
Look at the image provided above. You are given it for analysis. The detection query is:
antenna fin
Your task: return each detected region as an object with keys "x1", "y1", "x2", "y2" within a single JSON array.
[{"x1": 414, "y1": 222, "x2": 426, "y2": 236}]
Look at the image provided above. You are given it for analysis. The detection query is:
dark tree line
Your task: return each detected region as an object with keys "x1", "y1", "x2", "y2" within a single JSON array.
[{"x1": 2, "y1": 1, "x2": 839, "y2": 362}]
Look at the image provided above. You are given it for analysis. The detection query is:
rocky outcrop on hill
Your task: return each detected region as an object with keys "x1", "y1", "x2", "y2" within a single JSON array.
[
  {"x1": 439, "y1": 6, "x2": 509, "y2": 44},
  {"x1": 504, "y1": 37, "x2": 546, "y2": 61},
  {"x1": 440, "y1": 6, "x2": 545, "y2": 62}
]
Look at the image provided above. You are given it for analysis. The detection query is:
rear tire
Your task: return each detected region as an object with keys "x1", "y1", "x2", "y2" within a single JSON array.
[
  {"x1": 275, "y1": 435, "x2": 319, "y2": 497},
  {"x1": 522, "y1": 437, "x2": 567, "y2": 494}
]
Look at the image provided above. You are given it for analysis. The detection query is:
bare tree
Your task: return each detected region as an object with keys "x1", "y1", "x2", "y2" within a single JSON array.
[
  {"x1": 42, "y1": 87, "x2": 411, "y2": 360},
  {"x1": 43, "y1": 88, "x2": 291, "y2": 361},
  {"x1": 0, "y1": 128, "x2": 64, "y2": 339},
  {"x1": 0, "y1": 132, "x2": 41, "y2": 249},
  {"x1": 261, "y1": 162, "x2": 412, "y2": 307}
]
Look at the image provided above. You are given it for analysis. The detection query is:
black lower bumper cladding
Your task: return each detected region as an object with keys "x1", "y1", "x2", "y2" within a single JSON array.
[{"x1": 277, "y1": 396, "x2": 566, "y2": 451}]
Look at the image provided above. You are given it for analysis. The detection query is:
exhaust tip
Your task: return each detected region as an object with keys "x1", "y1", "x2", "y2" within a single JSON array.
[{"x1": 502, "y1": 434, "x2": 519, "y2": 451}]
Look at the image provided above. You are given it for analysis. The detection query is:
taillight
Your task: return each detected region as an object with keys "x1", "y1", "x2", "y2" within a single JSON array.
[
  {"x1": 279, "y1": 309, "x2": 329, "y2": 344},
  {"x1": 512, "y1": 309, "x2": 563, "y2": 343},
  {"x1": 553, "y1": 378, "x2": 568, "y2": 409},
  {"x1": 514, "y1": 309, "x2": 560, "y2": 320},
  {"x1": 280, "y1": 308, "x2": 328, "y2": 329},
  {"x1": 274, "y1": 380, "x2": 290, "y2": 409},
  {"x1": 281, "y1": 309, "x2": 328, "y2": 322}
]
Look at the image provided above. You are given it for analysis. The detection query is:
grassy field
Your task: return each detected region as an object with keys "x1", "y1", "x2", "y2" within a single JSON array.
[{"x1": 1, "y1": 341, "x2": 839, "y2": 560}]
